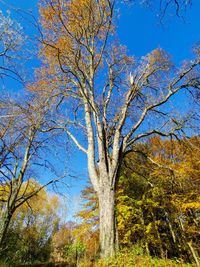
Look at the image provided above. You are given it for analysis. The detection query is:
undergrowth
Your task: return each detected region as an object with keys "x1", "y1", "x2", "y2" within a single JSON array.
[{"x1": 78, "y1": 246, "x2": 195, "y2": 267}]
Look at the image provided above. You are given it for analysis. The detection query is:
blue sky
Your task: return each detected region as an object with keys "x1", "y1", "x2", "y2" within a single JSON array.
[
  {"x1": 1, "y1": 0, "x2": 200, "y2": 219},
  {"x1": 119, "y1": 2, "x2": 200, "y2": 63}
]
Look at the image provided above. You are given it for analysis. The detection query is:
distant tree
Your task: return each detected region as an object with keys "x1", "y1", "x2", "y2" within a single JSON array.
[
  {"x1": 37, "y1": 0, "x2": 200, "y2": 258},
  {"x1": 50, "y1": 222, "x2": 76, "y2": 262},
  {"x1": 74, "y1": 184, "x2": 99, "y2": 259},
  {"x1": 0, "y1": 10, "x2": 24, "y2": 81}
]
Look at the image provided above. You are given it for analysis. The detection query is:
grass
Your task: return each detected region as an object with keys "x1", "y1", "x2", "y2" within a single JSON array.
[{"x1": 78, "y1": 247, "x2": 195, "y2": 267}]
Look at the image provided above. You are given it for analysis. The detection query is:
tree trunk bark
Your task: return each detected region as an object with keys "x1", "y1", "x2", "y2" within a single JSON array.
[
  {"x1": 0, "y1": 181, "x2": 22, "y2": 247},
  {"x1": 98, "y1": 186, "x2": 116, "y2": 258},
  {"x1": 0, "y1": 205, "x2": 12, "y2": 247}
]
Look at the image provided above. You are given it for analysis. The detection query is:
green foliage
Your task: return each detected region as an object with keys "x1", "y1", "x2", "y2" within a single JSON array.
[
  {"x1": 65, "y1": 241, "x2": 85, "y2": 260},
  {"x1": 95, "y1": 247, "x2": 195, "y2": 267}
]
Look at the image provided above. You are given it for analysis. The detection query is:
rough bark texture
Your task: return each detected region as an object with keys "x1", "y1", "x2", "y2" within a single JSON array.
[{"x1": 98, "y1": 186, "x2": 116, "y2": 258}]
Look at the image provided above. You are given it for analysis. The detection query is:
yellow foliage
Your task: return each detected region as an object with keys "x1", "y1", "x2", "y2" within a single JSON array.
[{"x1": 5, "y1": 178, "x2": 61, "y2": 237}]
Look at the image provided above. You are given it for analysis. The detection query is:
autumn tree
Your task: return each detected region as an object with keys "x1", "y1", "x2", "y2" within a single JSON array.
[
  {"x1": 73, "y1": 183, "x2": 99, "y2": 259},
  {"x1": 0, "y1": 178, "x2": 60, "y2": 264},
  {"x1": 0, "y1": 93, "x2": 63, "y2": 247},
  {"x1": 75, "y1": 137, "x2": 200, "y2": 264},
  {"x1": 50, "y1": 221, "x2": 76, "y2": 262},
  {"x1": 117, "y1": 136, "x2": 200, "y2": 264},
  {"x1": 147, "y1": 136, "x2": 200, "y2": 265},
  {"x1": 37, "y1": 0, "x2": 200, "y2": 258}
]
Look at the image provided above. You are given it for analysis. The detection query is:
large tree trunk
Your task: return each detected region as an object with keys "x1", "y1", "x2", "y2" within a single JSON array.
[{"x1": 98, "y1": 186, "x2": 116, "y2": 258}]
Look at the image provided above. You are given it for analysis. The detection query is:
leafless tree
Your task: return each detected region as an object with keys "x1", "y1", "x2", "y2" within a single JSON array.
[{"x1": 0, "y1": 93, "x2": 65, "y2": 247}]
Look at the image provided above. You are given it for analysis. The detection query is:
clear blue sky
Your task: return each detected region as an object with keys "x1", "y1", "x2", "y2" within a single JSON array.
[
  {"x1": 1, "y1": 0, "x2": 200, "y2": 219},
  {"x1": 117, "y1": 2, "x2": 200, "y2": 63}
]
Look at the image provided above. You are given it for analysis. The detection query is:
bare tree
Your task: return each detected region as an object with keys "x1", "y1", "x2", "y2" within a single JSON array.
[
  {"x1": 0, "y1": 93, "x2": 65, "y2": 247},
  {"x1": 37, "y1": 0, "x2": 200, "y2": 258}
]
